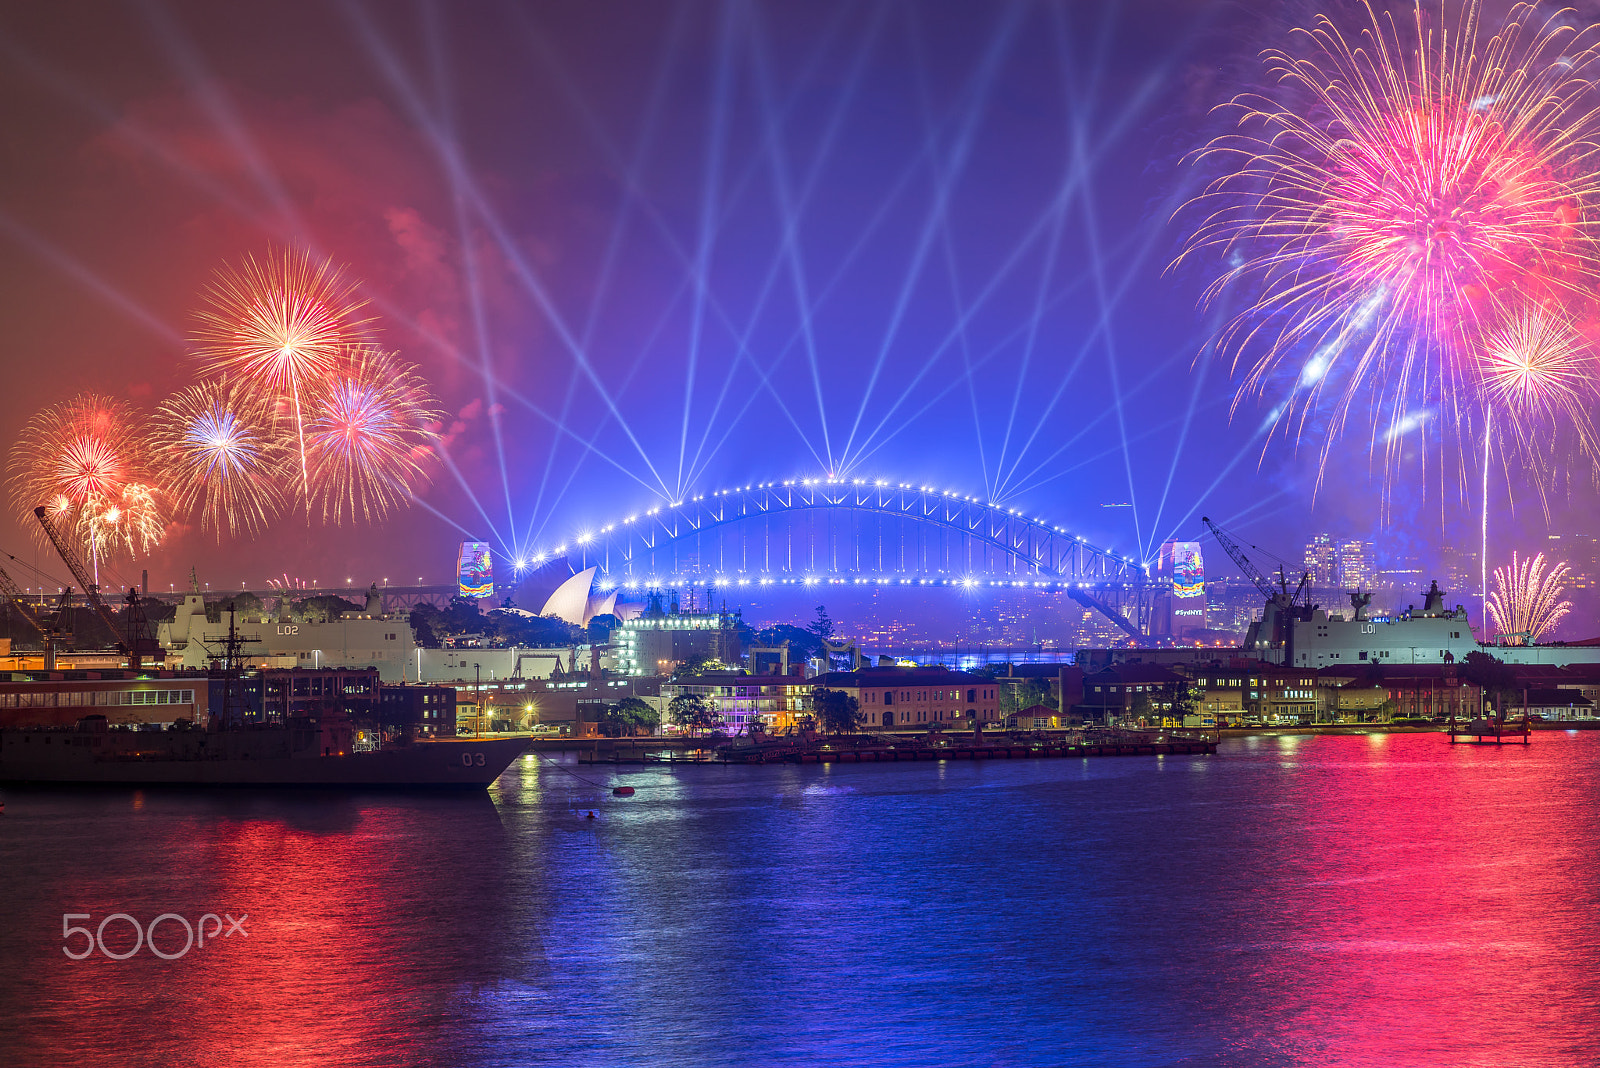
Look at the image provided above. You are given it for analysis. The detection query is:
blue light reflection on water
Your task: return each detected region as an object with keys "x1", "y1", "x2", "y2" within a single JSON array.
[{"x1": 2, "y1": 732, "x2": 1598, "y2": 1067}]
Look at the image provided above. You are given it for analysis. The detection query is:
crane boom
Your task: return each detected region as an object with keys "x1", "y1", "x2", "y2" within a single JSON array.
[
  {"x1": 32, "y1": 505, "x2": 165, "y2": 672},
  {"x1": 0, "y1": 561, "x2": 63, "y2": 670},
  {"x1": 1201, "y1": 516, "x2": 1278, "y2": 601},
  {"x1": 33, "y1": 506, "x2": 124, "y2": 647},
  {"x1": 0, "y1": 563, "x2": 51, "y2": 638}
]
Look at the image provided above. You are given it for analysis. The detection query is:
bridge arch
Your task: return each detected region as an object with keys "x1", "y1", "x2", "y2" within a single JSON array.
[{"x1": 551, "y1": 477, "x2": 1149, "y2": 585}]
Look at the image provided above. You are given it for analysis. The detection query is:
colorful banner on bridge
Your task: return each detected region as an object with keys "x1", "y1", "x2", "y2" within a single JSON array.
[{"x1": 457, "y1": 542, "x2": 494, "y2": 598}]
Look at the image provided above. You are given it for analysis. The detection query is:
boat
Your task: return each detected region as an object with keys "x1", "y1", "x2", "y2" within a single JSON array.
[{"x1": 0, "y1": 715, "x2": 529, "y2": 787}]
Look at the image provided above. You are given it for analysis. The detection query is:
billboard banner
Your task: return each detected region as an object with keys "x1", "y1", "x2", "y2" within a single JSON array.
[
  {"x1": 457, "y1": 542, "x2": 494, "y2": 598},
  {"x1": 1161, "y1": 541, "x2": 1205, "y2": 598}
]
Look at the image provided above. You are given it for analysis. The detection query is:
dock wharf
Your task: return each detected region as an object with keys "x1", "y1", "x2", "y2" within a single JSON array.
[{"x1": 578, "y1": 733, "x2": 1216, "y2": 767}]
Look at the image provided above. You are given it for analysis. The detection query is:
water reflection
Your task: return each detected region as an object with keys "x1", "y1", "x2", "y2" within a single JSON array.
[{"x1": 1, "y1": 734, "x2": 1597, "y2": 1066}]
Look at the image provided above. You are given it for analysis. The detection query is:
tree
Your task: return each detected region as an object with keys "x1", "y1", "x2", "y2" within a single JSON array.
[
  {"x1": 1000, "y1": 676, "x2": 1053, "y2": 714},
  {"x1": 409, "y1": 605, "x2": 442, "y2": 648},
  {"x1": 1129, "y1": 692, "x2": 1153, "y2": 723},
  {"x1": 293, "y1": 595, "x2": 365, "y2": 623},
  {"x1": 676, "y1": 651, "x2": 714, "y2": 677},
  {"x1": 1461, "y1": 650, "x2": 1517, "y2": 719},
  {"x1": 1170, "y1": 680, "x2": 1205, "y2": 721},
  {"x1": 811, "y1": 686, "x2": 861, "y2": 734},
  {"x1": 807, "y1": 605, "x2": 835, "y2": 641},
  {"x1": 615, "y1": 696, "x2": 660, "y2": 733},
  {"x1": 668, "y1": 693, "x2": 720, "y2": 735},
  {"x1": 487, "y1": 610, "x2": 581, "y2": 647},
  {"x1": 598, "y1": 697, "x2": 662, "y2": 737},
  {"x1": 754, "y1": 623, "x2": 825, "y2": 663}
]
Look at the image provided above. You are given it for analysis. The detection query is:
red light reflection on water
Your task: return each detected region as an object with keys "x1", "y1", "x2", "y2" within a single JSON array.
[
  {"x1": 1216, "y1": 731, "x2": 1600, "y2": 1065},
  {"x1": 6, "y1": 793, "x2": 513, "y2": 1068}
]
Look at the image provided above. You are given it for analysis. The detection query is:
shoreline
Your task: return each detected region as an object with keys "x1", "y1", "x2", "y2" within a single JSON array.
[{"x1": 1221, "y1": 724, "x2": 1442, "y2": 737}]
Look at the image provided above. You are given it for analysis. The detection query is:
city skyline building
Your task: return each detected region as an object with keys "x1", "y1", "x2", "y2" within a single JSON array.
[
  {"x1": 1338, "y1": 539, "x2": 1374, "y2": 591},
  {"x1": 1304, "y1": 533, "x2": 1337, "y2": 586}
]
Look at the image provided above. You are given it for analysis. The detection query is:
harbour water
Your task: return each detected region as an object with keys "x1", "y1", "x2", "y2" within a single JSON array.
[{"x1": 2, "y1": 732, "x2": 1599, "y2": 1067}]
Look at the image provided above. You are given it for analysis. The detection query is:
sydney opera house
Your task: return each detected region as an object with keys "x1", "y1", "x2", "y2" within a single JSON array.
[{"x1": 537, "y1": 567, "x2": 642, "y2": 626}]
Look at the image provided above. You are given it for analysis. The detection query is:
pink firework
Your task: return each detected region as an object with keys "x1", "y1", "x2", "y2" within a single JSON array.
[
  {"x1": 1181, "y1": 1, "x2": 1600, "y2": 480},
  {"x1": 303, "y1": 347, "x2": 441, "y2": 524}
]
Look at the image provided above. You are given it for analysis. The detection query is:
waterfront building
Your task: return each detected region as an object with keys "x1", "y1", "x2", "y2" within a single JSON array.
[
  {"x1": 1342, "y1": 664, "x2": 1508, "y2": 721},
  {"x1": 255, "y1": 667, "x2": 378, "y2": 722},
  {"x1": 1078, "y1": 664, "x2": 1186, "y2": 723},
  {"x1": 1183, "y1": 667, "x2": 1247, "y2": 726},
  {"x1": 1009, "y1": 703, "x2": 1061, "y2": 729},
  {"x1": 1522, "y1": 688, "x2": 1596, "y2": 720},
  {"x1": 376, "y1": 684, "x2": 458, "y2": 737},
  {"x1": 660, "y1": 671, "x2": 811, "y2": 733},
  {"x1": 1239, "y1": 667, "x2": 1321, "y2": 724},
  {"x1": 0, "y1": 671, "x2": 210, "y2": 729},
  {"x1": 614, "y1": 589, "x2": 742, "y2": 675},
  {"x1": 808, "y1": 666, "x2": 999, "y2": 729}
]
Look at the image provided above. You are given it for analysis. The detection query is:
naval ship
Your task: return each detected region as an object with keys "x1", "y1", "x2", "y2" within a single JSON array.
[
  {"x1": 158, "y1": 580, "x2": 417, "y2": 682},
  {"x1": 0, "y1": 719, "x2": 528, "y2": 787},
  {"x1": 0, "y1": 615, "x2": 528, "y2": 788}
]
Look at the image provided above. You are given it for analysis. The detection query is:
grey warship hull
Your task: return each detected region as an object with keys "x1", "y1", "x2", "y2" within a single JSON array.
[{"x1": 0, "y1": 729, "x2": 530, "y2": 788}]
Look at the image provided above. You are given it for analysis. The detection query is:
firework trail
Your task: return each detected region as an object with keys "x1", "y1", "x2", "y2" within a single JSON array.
[
  {"x1": 1181, "y1": 0, "x2": 1600, "y2": 484},
  {"x1": 6, "y1": 393, "x2": 164, "y2": 571},
  {"x1": 191, "y1": 247, "x2": 371, "y2": 507},
  {"x1": 154, "y1": 380, "x2": 284, "y2": 539},
  {"x1": 303, "y1": 347, "x2": 441, "y2": 524},
  {"x1": 1486, "y1": 550, "x2": 1571, "y2": 643}
]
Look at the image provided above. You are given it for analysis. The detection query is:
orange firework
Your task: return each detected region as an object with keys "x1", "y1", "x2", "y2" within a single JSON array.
[
  {"x1": 303, "y1": 347, "x2": 441, "y2": 524},
  {"x1": 191, "y1": 247, "x2": 372, "y2": 505},
  {"x1": 1487, "y1": 551, "x2": 1571, "y2": 643},
  {"x1": 7, "y1": 393, "x2": 165, "y2": 566}
]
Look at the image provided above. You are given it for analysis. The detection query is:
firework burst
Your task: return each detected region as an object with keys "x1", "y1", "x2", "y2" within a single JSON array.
[
  {"x1": 303, "y1": 347, "x2": 441, "y2": 524},
  {"x1": 154, "y1": 380, "x2": 285, "y2": 539},
  {"x1": 1181, "y1": 0, "x2": 1600, "y2": 482},
  {"x1": 7, "y1": 393, "x2": 165, "y2": 567},
  {"x1": 1479, "y1": 308, "x2": 1593, "y2": 417},
  {"x1": 1477, "y1": 305, "x2": 1600, "y2": 489},
  {"x1": 1486, "y1": 550, "x2": 1572, "y2": 643},
  {"x1": 191, "y1": 247, "x2": 372, "y2": 505}
]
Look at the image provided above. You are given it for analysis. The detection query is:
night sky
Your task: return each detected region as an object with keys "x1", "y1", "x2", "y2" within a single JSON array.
[{"x1": 0, "y1": 0, "x2": 1588, "y2": 602}]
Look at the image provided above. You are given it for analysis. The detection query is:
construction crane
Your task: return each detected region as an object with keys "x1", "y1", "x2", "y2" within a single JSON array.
[
  {"x1": 33, "y1": 506, "x2": 162, "y2": 672},
  {"x1": 0, "y1": 562, "x2": 61, "y2": 669},
  {"x1": 1201, "y1": 515, "x2": 1315, "y2": 661},
  {"x1": 1202, "y1": 516, "x2": 1282, "y2": 601}
]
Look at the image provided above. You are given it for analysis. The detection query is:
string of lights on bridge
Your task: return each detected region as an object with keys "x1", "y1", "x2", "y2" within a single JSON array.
[{"x1": 507, "y1": 475, "x2": 1152, "y2": 582}]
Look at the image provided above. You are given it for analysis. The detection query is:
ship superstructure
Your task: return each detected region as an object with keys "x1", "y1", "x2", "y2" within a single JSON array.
[
  {"x1": 158, "y1": 581, "x2": 417, "y2": 682},
  {"x1": 1286, "y1": 583, "x2": 1477, "y2": 668}
]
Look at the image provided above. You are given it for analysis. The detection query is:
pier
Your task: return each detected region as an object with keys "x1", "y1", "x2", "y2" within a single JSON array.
[{"x1": 578, "y1": 731, "x2": 1217, "y2": 766}]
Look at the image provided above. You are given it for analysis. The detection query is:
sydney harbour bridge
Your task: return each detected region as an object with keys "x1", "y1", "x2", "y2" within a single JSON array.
[
  {"x1": 151, "y1": 477, "x2": 1171, "y2": 638},
  {"x1": 528, "y1": 476, "x2": 1164, "y2": 637}
]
